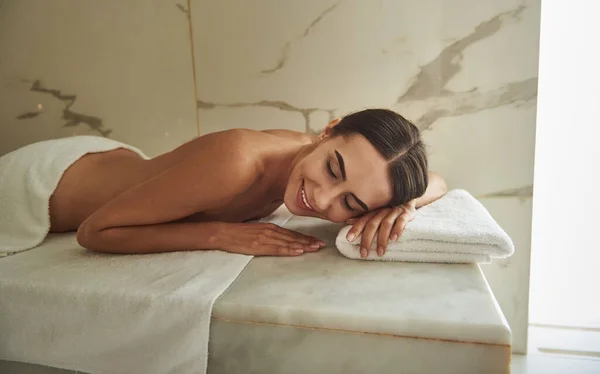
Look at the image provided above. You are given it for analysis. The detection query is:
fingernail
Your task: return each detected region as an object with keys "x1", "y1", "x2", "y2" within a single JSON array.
[
  {"x1": 317, "y1": 240, "x2": 326, "y2": 247},
  {"x1": 377, "y1": 246, "x2": 383, "y2": 256},
  {"x1": 347, "y1": 233, "x2": 355, "y2": 242},
  {"x1": 294, "y1": 249, "x2": 304, "y2": 254},
  {"x1": 309, "y1": 244, "x2": 320, "y2": 249},
  {"x1": 360, "y1": 247, "x2": 367, "y2": 258},
  {"x1": 390, "y1": 234, "x2": 398, "y2": 242}
]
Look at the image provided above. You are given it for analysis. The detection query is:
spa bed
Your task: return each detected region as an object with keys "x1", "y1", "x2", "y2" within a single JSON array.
[{"x1": 0, "y1": 214, "x2": 511, "y2": 374}]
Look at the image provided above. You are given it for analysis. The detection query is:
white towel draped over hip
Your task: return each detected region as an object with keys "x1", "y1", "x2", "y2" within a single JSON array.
[
  {"x1": 0, "y1": 136, "x2": 149, "y2": 256},
  {"x1": 335, "y1": 189, "x2": 515, "y2": 264}
]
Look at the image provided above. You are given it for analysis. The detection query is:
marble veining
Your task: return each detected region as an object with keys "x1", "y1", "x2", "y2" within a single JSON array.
[
  {"x1": 196, "y1": 3, "x2": 537, "y2": 136},
  {"x1": 394, "y1": 4, "x2": 537, "y2": 130},
  {"x1": 197, "y1": 99, "x2": 336, "y2": 134},
  {"x1": 479, "y1": 185, "x2": 534, "y2": 199},
  {"x1": 396, "y1": 5, "x2": 527, "y2": 102},
  {"x1": 397, "y1": 77, "x2": 538, "y2": 131},
  {"x1": 16, "y1": 111, "x2": 40, "y2": 120},
  {"x1": 175, "y1": 2, "x2": 190, "y2": 19},
  {"x1": 16, "y1": 80, "x2": 111, "y2": 137},
  {"x1": 261, "y1": 2, "x2": 340, "y2": 75},
  {"x1": 208, "y1": 318, "x2": 510, "y2": 374}
]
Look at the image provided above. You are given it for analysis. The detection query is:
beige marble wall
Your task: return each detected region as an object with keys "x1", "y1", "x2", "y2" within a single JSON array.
[
  {"x1": 0, "y1": 0, "x2": 198, "y2": 157},
  {"x1": 0, "y1": 0, "x2": 539, "y2": 354},
  {"x1": 190, "y1": 0, "x2": 540, "y2": 353}
]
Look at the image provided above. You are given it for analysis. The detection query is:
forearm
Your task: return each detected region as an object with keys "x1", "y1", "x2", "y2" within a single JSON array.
[
  {"x1": 414, "y1": 171, "x2": 447, "y2": 208},
  {"x1": 77, "y1": 221, "x2": 226, "y2": 254}
]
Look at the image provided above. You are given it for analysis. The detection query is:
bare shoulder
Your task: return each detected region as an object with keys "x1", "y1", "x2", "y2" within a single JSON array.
[
  {"x1": 184, "y1": 127, "x2": 306, "y2": 158},
  {"x1": 261, "y1": 128, "x2": 313, "y2": 143},
  {"x1": 171, "y1": 128, "x2": 310, "y2": 181},
  {"x1": 178, "y1": 129, "x2": 268, "y2": 180}
]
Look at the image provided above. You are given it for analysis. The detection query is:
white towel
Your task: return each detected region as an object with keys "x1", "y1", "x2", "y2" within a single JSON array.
[
  {"x1": 0, "y1": 206, "x2": 294, "y2": 374},
  {"x1": 0, "y1": 136, "x2": 148, "y2": 256},
  {"x1": 335, "y1": 189, "x2": 514, "y2": 264}
]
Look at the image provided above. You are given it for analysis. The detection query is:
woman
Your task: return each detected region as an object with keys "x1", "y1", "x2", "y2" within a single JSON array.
[{"x1": 50, "y1": 109, "x2": 446, "y2": 258}]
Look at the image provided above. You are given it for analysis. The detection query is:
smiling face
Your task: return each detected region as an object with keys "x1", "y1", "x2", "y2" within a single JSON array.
[{"x1": 283, "y1": 133, "x2": 393, "y2": 223}]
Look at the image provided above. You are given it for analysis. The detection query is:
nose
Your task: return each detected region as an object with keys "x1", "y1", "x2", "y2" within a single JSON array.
[{"x1": 311, "y1": 183, "x2": 337, "y2": 213}]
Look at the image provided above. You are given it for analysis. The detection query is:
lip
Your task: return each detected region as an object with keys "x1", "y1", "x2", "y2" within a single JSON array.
[{"x1": 296, "y1": 179, "x2": 315, "y2": 212}]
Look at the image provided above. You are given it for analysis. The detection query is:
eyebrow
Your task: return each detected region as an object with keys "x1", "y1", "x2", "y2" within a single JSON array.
[
  {"x1": 334, "y1": 149, "x2": 369, "y2": 211},
  {"x1": 334, "y1": 150, "x2": 346, "y2": 180}
]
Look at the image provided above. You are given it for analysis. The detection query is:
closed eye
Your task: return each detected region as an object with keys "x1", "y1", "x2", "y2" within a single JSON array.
[
  {"x1": 344, "y1": 196, "x2": 356, "y2": 211},
  {"x1": 326, "y1": 160, "x2": 337, "y2": 179},
  {"x1": 328, "y1": 160, "x2": 355, "y2": 211}
]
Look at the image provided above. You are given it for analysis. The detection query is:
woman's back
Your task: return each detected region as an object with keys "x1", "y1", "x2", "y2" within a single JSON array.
[{"x1": 49, "y1": 129, "x2": 313, "y2": 232}]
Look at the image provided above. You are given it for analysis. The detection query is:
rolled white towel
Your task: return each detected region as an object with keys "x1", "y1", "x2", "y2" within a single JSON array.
[{"x1": 335, "y1": 189, "x2": 515, "y2": 264}]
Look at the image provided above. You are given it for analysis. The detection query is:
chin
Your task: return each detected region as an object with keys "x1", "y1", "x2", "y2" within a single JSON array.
[
  {"x1": 282, "y1": 200, "x2": 297, "y2": 215},
  {"x1": 282, "y1": 199, "x2": 306, "y2": 217},
  {"x1": 282, "y1": 189, "x2": 300, "y2": 216}
]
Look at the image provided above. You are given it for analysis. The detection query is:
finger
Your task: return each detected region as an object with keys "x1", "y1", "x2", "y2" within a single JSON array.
[
  {"x1": 283, "y1": 230, "x2": 326, "y2": 248},
  {"x1": 347, "y1": 211, "x2": 370, "y2": 224},
  {"x1": 390, "y1": 216, "x2": 409, "y2": 243},
  {"x1": 270, "y1": 225, "x2": 325, "y2": 246},
  {"x1": 288, "y1": 240, "x2": 322, "y2": 252},
  {"x1": 277, "y1": 226, "x2": 321, "y2": 243},
  {"x1": 377, "y1": 210, "x2": 403, "y2": 256},
  {"x1": 360, "y1": 209, "x2": 389, "y2": 258},
  {"x1": 345, "y1": 211, "x2": 377, "y2": 242},
  {"x1": 274, "y1": 245, "x2": 305, "y2": 257},
  {"x1": 271, "y1": 235, "x2": 322, "y2": 252},
  {"x1": 249, "y1": 232, "x2": 315, "y2": 255},
  {"x1": 266, "y1": 237, "x2": 319, "y2": 252}
]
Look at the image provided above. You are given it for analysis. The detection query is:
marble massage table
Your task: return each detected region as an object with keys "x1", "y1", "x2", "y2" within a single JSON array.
[{"x1": 0, "y1": 214, "x2": 512, "y2": 374}]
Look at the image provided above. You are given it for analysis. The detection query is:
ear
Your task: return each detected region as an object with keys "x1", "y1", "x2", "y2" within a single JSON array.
[{"x1": 318, "y1": 117, "x2": 341, "y2": 140}]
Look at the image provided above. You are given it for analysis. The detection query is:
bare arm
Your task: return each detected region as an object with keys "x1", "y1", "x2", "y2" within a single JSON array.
[{"x1": 414, "y1": 171, "x2": 447, "y2": 208}]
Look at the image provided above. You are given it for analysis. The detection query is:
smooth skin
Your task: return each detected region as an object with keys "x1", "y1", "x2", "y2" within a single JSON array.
[{"x1": 53, "y1": 118, "x2": 446, "y2": 257}]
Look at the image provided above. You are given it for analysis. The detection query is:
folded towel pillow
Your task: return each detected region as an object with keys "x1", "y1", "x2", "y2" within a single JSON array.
[{"x1": 335, "y1": 189, "x2": 514, "y2": 264}]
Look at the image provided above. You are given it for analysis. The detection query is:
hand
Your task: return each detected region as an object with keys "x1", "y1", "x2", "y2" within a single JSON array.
[
  {"x1": 345, "y1": 200, "x2": 416, "y2": 258},
  {"x1": 215, "y1": 222, "x2": 326, "y2": 256}
]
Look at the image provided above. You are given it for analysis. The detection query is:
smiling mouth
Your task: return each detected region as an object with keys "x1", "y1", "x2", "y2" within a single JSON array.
[{"x1": 300, "y1": 181, "x2": 315, "y2": 211}]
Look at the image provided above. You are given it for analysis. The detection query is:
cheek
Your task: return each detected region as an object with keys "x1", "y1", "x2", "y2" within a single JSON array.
[
  {"x1": 298, "y1": 159, "x2": 322, "y2": 181},
  {"x1": 326, "y1": 207, "x2": 352, "y2": 223}
]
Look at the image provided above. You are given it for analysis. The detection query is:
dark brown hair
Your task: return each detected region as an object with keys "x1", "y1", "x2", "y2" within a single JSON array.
[{"x1": 330, "y1": 109, "x2": 428, "y2": 207}]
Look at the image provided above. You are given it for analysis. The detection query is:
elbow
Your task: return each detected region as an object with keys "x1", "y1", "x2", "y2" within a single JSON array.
[
  {"x1": 76, "y1": 222, "x2": 102, "y2": 252},
  {"x1": 428, "y1": 171, "x2": 447, "y2": 197},
  {"x1": 76, "y1": 221, "x2": 121, "y2": 254},
  {"x1": 439, "y1": 177, "x2": 448, "y2": 196}
]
